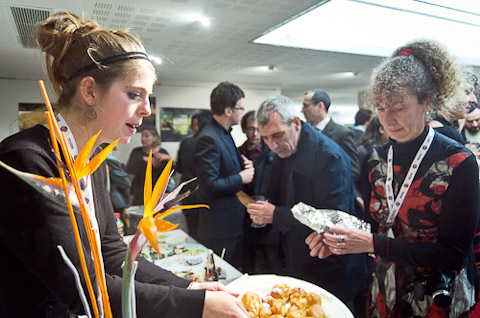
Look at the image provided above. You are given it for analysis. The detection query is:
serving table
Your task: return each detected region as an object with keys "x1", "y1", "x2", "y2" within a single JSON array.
[{"x1": 123, "y1": 229, "x2": 243, "y2": 283}]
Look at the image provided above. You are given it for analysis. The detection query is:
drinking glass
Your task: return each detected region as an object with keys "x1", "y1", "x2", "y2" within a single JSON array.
[{"x1": 250, "y1": 195, "x2": 267, "y2": 228}]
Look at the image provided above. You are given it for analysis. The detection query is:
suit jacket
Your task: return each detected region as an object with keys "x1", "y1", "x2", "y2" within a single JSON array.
[
  {"x1": 322, "y1": 119, "x2": 360, "y2": 181},
  {"x1": 268, "y1": 122, "x2": 368, "y2": 303},
  {"x1": 350, "y1": 127, "x2": 364, "y2": 143},
  {"x1": 176, "y1": 135, "x2": 199, "y2": 205},
  {"x1": 194, "y1": 119, "x2": 245, "y2": 240}
]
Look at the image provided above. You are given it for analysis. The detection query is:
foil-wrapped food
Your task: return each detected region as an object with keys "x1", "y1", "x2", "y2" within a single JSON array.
[{"x1": 291, "y1": 202, "x2": 370, "y2": 233}]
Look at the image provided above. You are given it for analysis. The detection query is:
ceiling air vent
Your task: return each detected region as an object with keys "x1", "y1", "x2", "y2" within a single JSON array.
[{"x1": 8, "y1": 5, "x2": 51, "y2": 48}]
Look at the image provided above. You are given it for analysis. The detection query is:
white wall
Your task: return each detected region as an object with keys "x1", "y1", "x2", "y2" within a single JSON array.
[
  {"x1": 0, "y1": 78, "x2": 56, "y2": 141},
  {"x1": 0, "y1": 78, "x2": 280, "y2": 164}
]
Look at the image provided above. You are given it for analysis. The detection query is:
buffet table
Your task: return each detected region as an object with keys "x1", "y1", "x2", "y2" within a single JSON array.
[{"x1": 123, "y1": 229, "x2": 243, "y2": 284}]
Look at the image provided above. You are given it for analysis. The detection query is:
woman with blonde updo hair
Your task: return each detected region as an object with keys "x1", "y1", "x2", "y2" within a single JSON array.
[
  {"x1": 0, "y1": 11, "x2": 248, "y2": 318},
  {"x1": 306, "y1": 39, "x2": 480, "y2": 317}
]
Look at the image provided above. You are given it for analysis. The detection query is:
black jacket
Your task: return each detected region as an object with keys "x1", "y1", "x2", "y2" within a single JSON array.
[
  {"x1": 194, "y1": 119, "x2": 245, "y2": 240},
  {"x1": 268, "y1": 122, "x2": 368, "y2": 303},
  {"x1": 322, "y1": 118, "x2": 360, "y2": 181}
]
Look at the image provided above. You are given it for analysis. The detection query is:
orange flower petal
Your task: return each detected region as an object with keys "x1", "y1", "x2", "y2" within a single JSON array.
[
  {"x1": 144, "y1": 152, "x2": 153, "y2": 208},
  {"x1": 77, "y1": 138, "x2": 119, "y2": 180},
  {"x1": 154, "y1": 204, "x2": 209, "y2": 219},
  {"x1": 74, "y1": 130, "x2": 101, "y2": 173},
  {"x1": 145, "y1": 158, "x2": 173, "y2": 215},
  {"x1": 154, "y1": 219, "x2": 178, "y2": 232},
  {"x1": 137, "y1": 216, "x2": 160, "y2": 256}
]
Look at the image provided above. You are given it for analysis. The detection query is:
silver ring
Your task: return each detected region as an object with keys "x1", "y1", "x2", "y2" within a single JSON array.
[{"x1": 340, "y1": 235, "x2": 345, "y2": 243}]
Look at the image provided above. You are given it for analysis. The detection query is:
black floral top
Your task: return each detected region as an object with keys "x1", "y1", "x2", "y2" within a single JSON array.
[{"x1": 361, "y1": 126, "x2": 480, "y2": 317}]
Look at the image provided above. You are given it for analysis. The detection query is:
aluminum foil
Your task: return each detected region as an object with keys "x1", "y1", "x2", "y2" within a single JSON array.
[{"x1": 291, "y1": 202, "x2": 371, "y2": 233}]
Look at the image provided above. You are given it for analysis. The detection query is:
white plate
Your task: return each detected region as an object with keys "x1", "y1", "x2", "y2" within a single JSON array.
[{"x1": 227, "y1": 274, "x2": 353, "y2": 318}]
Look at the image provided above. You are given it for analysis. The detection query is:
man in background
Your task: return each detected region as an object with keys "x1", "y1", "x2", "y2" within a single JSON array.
[
  {"x1": 351, "y1": 108, "x2": 373, "y2": 143},
  {"x1": 194, "y1": 82, "x2": 254, "y2": 269},
  {"x1": 238, "y1": 111, "x2": 281, "y2": 274},
  {"x1": 463, "y1": 104, "x2": 480, "y2": 145},
  {"x1": 246, "y1": 95, "x2": 368, "y2": 310},
  {"x1": 176, "y1": 110, "x2": 212, "y2": 240},
  {"x1": 302, "y1": 89, "x2": 359, "y2": 181}
]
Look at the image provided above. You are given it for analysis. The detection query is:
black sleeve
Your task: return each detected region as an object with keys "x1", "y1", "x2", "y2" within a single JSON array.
[
  {"x1": 272, "y1": 152, "x2": 355, "y2": 232},
  {"x1": 126, "y1": 148, "x2": 146, "y2": 175},
  {"x1": 107, "y1": 158, "x2": 131, "y2": 190},
  {"x1": 373, "y1": 155, "x2": 480, "y2": 271},
  {"x1": 360, "y1": 151, "x2": 378, "y2": 232},
  {"x1": 176, "y1": 140, "x2": 185, "y2": 174},
  {"x1": 339, "y1": 128, "x2": 360, "y2": 182},
  {"x1": 194, "y1": 134, "x2": 243, "y2": 197}
]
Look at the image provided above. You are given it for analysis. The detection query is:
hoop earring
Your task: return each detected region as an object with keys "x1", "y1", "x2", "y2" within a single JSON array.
[{"x1": 85, "y1": 108, "x2": 97, "y2": 120}]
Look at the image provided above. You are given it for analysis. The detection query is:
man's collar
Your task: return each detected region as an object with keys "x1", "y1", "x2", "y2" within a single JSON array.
[
  {"x1": 212, "y1": 117, "x2": 232, "y2": 134},
  {"x1": 354, "y1": 125, "x2": 366, "y2": 132},
  {"x1": 315, "y1": 115, "x2": 330, "y2": 131}
]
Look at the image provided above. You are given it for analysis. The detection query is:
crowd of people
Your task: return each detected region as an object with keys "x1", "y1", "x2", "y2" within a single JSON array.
[{"x1": 1, "y1": 9, "x2": 480, "y2": 318}]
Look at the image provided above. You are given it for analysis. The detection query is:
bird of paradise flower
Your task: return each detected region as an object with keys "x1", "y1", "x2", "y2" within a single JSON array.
[
  {"x1": 0, "y1": 128, "x2": 118, "y2": 318},
  {"x1": 122, "y1": 152, "x2": 208, "y2": 318}
]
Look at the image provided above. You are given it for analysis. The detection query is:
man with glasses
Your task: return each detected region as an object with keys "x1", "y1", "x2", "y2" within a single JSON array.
[{"x1": 195, "y1": 81, "x2": 254, "y2": 269}]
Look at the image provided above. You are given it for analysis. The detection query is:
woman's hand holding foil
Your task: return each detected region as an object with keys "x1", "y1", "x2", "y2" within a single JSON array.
[{"x1": 306, "y1": 226, "x2": 374, "y2": 258}]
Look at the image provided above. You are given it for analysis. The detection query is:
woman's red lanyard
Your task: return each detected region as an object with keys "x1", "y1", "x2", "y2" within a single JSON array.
[{"x1": 385, "y1": 127, "x2": 435, "y2": 238}]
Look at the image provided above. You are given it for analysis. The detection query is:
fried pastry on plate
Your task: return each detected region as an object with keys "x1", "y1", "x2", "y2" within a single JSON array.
[
  {"x1": 259, "y1": 302, "x2": 272, "y2": 317},
  {"x1": 306, "y1": 292, "x2": 322, "y2": 307},
  {"x1": 272, "y1": 283, "x2": 291, "y2": 298},
  {"x1": 290, "y1": 292, "x2": 307, "y2": 309},
  {"x1": 286, "y1": 304, "x2": 307, "y2": 318},
  {"x1": 307, "y1": 304, "x2": 327, "y2": 318},
  {"x1": 242, "y1": 291, "x2": 260, "y2": 315}
]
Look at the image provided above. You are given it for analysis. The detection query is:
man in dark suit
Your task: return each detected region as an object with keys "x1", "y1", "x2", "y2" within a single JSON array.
[
  {"x1": 246, "y1": 95, "x2": 368, "y2": 308},
  {"x1": 302, "y1": 89, "x2": 360, "y2": 181},
  {"x1": 194, "y1": 82, "x2": 254, "y2": 269}
]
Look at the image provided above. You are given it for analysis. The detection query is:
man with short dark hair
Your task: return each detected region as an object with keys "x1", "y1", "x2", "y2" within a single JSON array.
[
  {"x1": 351, "y1": 108, "x2": 373, "y2": 142},
  {"x1": 247, "y1": 95, "x2": 368, "y2": 307},
  {"x1": 194, "y1": 82, "x2": 254, "y2": 269},
  {"x1": 463, "y1": 105, "x2": 480, "y2": 145},
  {"x1": 302, "y1": 89, "x2": 360, "y2": 181}
]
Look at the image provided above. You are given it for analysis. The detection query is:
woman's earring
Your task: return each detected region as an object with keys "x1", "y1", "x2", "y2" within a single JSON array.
[{"x1": 84, "y1": 108, "x2": 97, "y2": 120}]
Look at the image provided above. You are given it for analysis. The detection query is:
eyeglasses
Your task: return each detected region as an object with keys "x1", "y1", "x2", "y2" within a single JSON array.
[
  {"x1": 246, "y1": 127, "x2": 259, "y2": 134},
  {"x1": 232, "y1": 106, "x2": 245, "y2": 111}
]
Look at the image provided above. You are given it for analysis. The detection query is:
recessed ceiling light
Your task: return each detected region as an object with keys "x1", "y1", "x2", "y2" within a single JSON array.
[
  {"x1": 149, "y1": 55, "x2": 162, "y2": 65},
  {"x1": 253, "y1": 0, "x2": 480, "y2": 65},
  {"x1": 197, "y1": 15, "x2": 211, "y2": 27}
]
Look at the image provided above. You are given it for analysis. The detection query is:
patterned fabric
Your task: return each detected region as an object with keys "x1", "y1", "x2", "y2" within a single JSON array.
[
  {"x1": 365, "y1": 135, "x2": 476, "y2": 318},
  {"x1": 239, "y1": 141, "x2": 264, "y2": 166}
]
